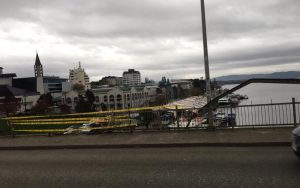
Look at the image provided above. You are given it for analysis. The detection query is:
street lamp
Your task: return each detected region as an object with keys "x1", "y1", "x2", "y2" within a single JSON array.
[{"x1": 200, "y1": 0, "x2": 214, "y2": 129}]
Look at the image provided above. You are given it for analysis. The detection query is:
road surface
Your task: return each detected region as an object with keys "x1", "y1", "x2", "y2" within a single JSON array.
[{"x1": 0, "y1": 147, "x2": 299, "y2": 188}]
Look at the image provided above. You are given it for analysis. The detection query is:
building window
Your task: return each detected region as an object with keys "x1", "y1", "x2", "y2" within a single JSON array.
[
  {"x1": 109, "y1": 95, "x2": 114, "y2": 102},
  {"x1": 74, "y1": 97, "x2": 78, "y2": 103},
  {"x1": 66, "y1": 97, "x2": 72, "y2": 104},
  {"x1": 117, "y1": 94, "x2": 122, "y2": 102}
]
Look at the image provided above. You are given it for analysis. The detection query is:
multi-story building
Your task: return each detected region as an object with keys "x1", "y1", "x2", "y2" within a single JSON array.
[
  {"x1": 92, "y1": 86, "x2": 149, "y2": 110},
  {"x1": 122, "y1": 69, "x2": 141, "y2": 86},
  {"x1": 144, "y1": 85, "x2": 159, "y2": 104},
  {"x1": 170, "y1": 79, "x2": 193, "y2": 90},
  {"x1": 62, "y1": 85, "x2": 150, "y2": 111},
  {"x1": 98, "y1": 76, "x2": 122, "y2": 87},
  {"x1": 69, "y1": 62, "x2": 90, "y2": 90},
  {"x1": 43, "y1": 76, "x2": 68, "y2": 94},
  {"x1": 158, "y1": 78, "x2": 194, "y2": 101}
]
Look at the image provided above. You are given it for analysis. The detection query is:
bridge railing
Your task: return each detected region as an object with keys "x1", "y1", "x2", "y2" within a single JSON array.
[
  {"x1": 216, "y1": 100, "x2": 300, "y2": 127},
  {"x1": 133, "y1": 99, "x2": 300, "y2": 129},
  {"x1": 3, "y1": 100, "x2": 299, "y2": 136}
]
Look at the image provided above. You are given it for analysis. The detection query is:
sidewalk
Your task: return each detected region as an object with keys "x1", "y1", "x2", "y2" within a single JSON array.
[{"x1": 0, "y1": 127, "x2": 293, "y2": 150}]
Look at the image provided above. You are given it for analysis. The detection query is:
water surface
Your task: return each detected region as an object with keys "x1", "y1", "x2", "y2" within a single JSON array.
[{"x1": 223, "y1": 83, "x2": 300, "y2": 105}]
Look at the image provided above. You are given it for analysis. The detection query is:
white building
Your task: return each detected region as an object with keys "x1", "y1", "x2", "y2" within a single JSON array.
[
  {"x1": 92, "y1": 86, "x2": 149, "y2": 110},
  {"x1": 0, "y1": 67, "x2": 40, "y2": 114},
  {"x1": 122, "y1": 69, "x2": 141, "y2": 86},
  {"x1": 0, "y1": 85, "x2": 40, "y2": 114},
  {"x1": 69, "y1": 62, "x2": 90, "y2": 90},
  {"x1": 0, "y1": 67, "x2": 16, "y2": 86},
  {"x1": 62, "y1": 85, "x2": 150, "y2": 111},
  {"x1": 60, "y1": 82, "x2": 80, "y2": 110}
]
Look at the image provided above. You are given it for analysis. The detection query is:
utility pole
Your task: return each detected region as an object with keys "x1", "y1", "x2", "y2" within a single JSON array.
[{"x1": 200, "y1": 0, "x2": 214, "y2": 129}]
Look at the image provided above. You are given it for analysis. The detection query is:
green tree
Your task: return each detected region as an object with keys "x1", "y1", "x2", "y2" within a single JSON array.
[
  {"x1": 75, "y1": 90, "x2": 96, "y2": 113},
  {"x1": 0, "y1": 95, "x2": 20, "y2": 116},
  {"x1": 59, "y1": 104, "x2": 71, "y2": 114},
  {"x1": 31, "y1": 93, "x2": 53, "y2": 114},
  {"x1": 72, "y1": 83, "x2": 85, "y2": 92},
  {"x1": 75, "y1": 95, "x2": 90, "y2": 113}
]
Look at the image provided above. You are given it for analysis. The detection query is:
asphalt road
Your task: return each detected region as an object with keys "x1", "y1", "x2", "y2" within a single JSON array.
[{"x1": 0, "y1": 147, "x2": 299, "y2": 188}]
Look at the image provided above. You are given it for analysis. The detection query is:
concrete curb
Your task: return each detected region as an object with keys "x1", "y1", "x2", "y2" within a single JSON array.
[{"x1": 0, "y1": 142, "x2": 291, "y2": 150}]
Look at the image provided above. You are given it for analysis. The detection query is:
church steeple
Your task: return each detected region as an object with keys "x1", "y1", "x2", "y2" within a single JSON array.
[{"x1": 34, "y1": 53, "x2": 43, "y2": 77}]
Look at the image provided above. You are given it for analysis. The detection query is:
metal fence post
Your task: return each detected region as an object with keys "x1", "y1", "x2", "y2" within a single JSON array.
[
  {"x1": 7, "y1": 120, "x2": 15, "y2": 138},
  {"x1": 230, "y1": 104, "x2": 233, "y2": 129},
  {"x1": 176, "y1": 105, "x2": 179, "y2": 129},
  {"x1": 292, "y1": 97, "x2": 297, "y2": 127}
]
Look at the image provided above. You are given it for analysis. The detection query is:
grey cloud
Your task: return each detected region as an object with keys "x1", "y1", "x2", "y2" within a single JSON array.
[
  {"x1": 212, "y1": 42, "x2": 300, "y2": 64},
  {"x1": 0, "y1": 0, "x2": 300, "y2": 81}
]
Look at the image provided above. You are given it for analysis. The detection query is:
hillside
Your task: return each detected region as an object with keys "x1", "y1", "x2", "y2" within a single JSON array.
[{"x1": 216, "y1": 71, "x2": 300, "y2": 81}]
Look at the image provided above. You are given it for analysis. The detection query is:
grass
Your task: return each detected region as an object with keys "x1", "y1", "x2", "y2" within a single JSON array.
[{"x1": 0, "y1": 118, "x2": 11, "y2": 136}]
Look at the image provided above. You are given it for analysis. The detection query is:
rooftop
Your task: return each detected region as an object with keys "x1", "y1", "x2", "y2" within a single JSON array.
[
  {"x1": 43, "y1": 76, "x2": 68, "y2": 83},
  {"x1": 34, "y1": 53, "x2": 42, "y2": 66},
  {"x1": 0, "y1": 73, "x2": 17, "y2": 78},
  {"x1": 123, "y1": 69, "x2": 140, "y2": 74},
  {"x1": 0, "y1": 85, "x2": 39, "y2": 97},
  {"x1": 167, "y1": 96, "x2": 207, "y2": 109},
  {"x1": 12, "y1": 77, "x2": 37, "y2": 93}
]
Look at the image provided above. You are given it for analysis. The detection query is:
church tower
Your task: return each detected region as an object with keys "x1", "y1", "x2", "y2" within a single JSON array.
[{"x1": 34, "y1": 53, "x2": 43, "y2": 77}]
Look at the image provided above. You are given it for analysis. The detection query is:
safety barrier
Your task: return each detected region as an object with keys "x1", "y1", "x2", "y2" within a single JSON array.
[
  {"x1": 13, "y1": 122, "x2": 137, "y2": 133},
  {"x1": 4, "y1": 100, "x2": 299, "y2": 137},
  {"x1": 3, "y1": 105, "x2": 180, "y2": 121},
  {"x1": 5, "y1": 106, "x2": 144, "y2": 136}
]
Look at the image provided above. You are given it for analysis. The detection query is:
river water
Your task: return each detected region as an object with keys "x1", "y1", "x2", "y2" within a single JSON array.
[
  {"x1": 220, "y1": 83, "x2": 300, "y2": 126},
  {"x1": 223, "y1": 83, "x2": 300, "y2": 105}
]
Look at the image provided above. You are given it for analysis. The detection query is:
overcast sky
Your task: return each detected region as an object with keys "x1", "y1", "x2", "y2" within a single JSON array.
[{"x1": 0, "y1": 0, "x2": 299, "y2": 81}]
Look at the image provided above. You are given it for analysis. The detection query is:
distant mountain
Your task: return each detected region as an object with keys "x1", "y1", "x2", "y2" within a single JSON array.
[{"x1": 215, "y1": 71, "x2": 300, "y2": 81}]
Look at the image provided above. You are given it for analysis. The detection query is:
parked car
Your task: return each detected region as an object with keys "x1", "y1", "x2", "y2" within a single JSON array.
[
  {"x1": 226, "y1": 113, "x2": 236, "y2": 127},
  {"x1": 160, "y1": 113, "x2": 174, "y2": 125},
  {"x1": 292, "y1": 126, "x2": 300, "y2": 156},
  {"x1": 80, "y1": 123, "x2": 96, "y2": 134},
  {"x1": 63, "y1": 125, "x2": 81, "y2": 135},
  {"x1": 216, "y1": 113, "x2": 236, "y2": 127}
]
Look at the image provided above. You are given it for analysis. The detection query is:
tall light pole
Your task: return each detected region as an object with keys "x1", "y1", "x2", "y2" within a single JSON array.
[{"x1": 200, "y1": 0, "x2": 214, "y2": 129}]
